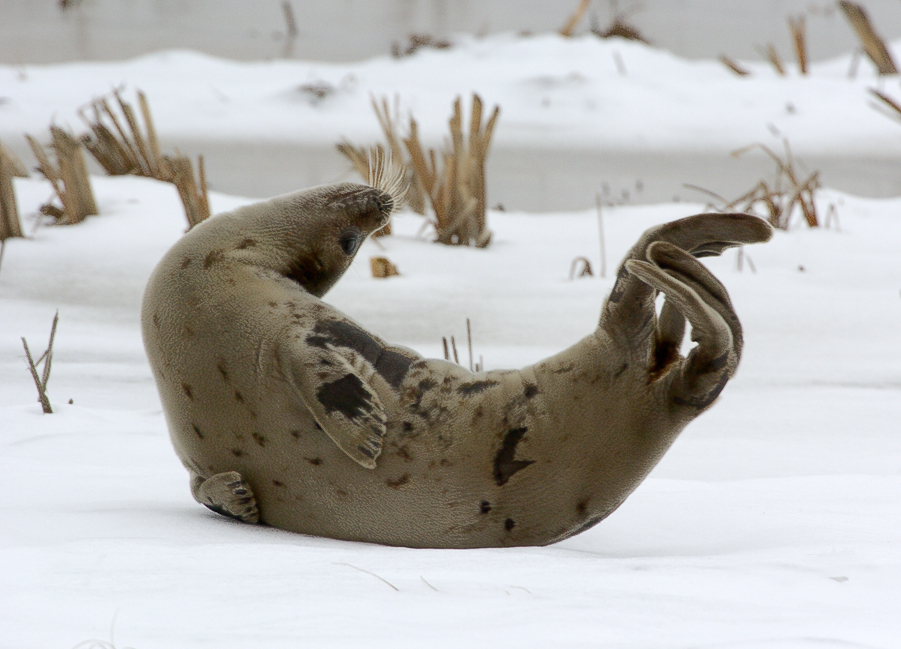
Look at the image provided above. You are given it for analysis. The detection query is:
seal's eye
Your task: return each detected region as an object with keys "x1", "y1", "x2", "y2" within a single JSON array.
[{"x1": 339, "y1": 229, "x2": 362, "y2": 256}]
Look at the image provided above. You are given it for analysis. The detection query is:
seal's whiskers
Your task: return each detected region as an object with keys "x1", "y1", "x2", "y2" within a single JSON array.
[{"x1": 367, "y1": 147, "x2": 407, "y2": 213}]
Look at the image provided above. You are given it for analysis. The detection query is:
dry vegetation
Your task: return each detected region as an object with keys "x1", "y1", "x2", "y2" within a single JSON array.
[
  {"x1": 21, "y1": 311, "x2": 59, "y2": 415},
  {"x1": 0, "y1": 140, "x2": 28, "y2": 240},
  {"x1": 339, "y1": 94, "x2": 499, "y2": 248},
  {"x1": 370, "y1": 256, "x2": 400, "y2": 278},
  {"x1": 26, "y1": 126, "x2": 98, "y2": 225},
  {"x1": 689, "y1": 140, "x2": 821, "y2": 230},
  {"x1": 391, "y1": 34, "x2": 451, "y2": 59},
  {"x1": 79, "y1": 89, "x2": 210, "y2": 228},
  {"x1": 442, "y1": 318, "x2": 483, "y2": 373},
  {"x1": 719, "y1": 1, "x2": 896, "y2": 78},
  {"x1": 838, "y1": 0, "x2": 897, "y2": 75},
  {"x1": 558, "y1": 0, "x2": 649, "y2": 43}
]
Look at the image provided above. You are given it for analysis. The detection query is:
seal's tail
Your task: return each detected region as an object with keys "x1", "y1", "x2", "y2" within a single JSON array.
[{"x1": 367, "y1": 146, "x2": 407, "y2": 214}]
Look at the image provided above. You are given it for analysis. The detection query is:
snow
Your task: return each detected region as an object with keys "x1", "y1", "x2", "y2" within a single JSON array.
[
  {"x1": 3, "y1": 34, "x2": 901, "y2": 155},
  {"x1": 1, "y1": 34, "x2": 900, "y2": 649}
]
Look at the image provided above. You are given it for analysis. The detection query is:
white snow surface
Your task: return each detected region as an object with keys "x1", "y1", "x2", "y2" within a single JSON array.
[
  {"x1": 1, "y1": 34, "x2": 900, "y2": 649},
  {"x1": 1, "y1": 174, "x2": 899, "y2": 649},
  {"x1": 2, "y1": 33, "x2": 901, "y2": 156}
]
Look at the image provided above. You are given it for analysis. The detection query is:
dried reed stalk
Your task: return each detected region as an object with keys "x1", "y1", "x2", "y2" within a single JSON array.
[
  {"x1": 789, "y1": 16, "x2": 808, "y2": 75},
  {"x1": 761, "y1": 44, "x2": 786, "y2": 76},
  {"x1": 26, "y1": 127, "x2": 98, "y2": 225},
  {"x1": 839, "y1": 1, "x2": 898, "y2": 75},
  {"x1": 718, "y1": 55, "x2": 750, "y2": 77},
  {"x1": 79, "y1": 89, "x2": 210, "y2": 228},
  {"x1": 404, "y1": 94, "x2": 498, "y2": 247},
  {"x1": 729, "y1": 140, "x2": 820, "y2": 229},
  {"x1": 22, "y1": 310, "x2": 59, "y2": 414},
  {"x1": 0, "y1": 141, "x2": 24, "y2": 240},
  {"x1": 0, "y1": 141, "x2": 28, "y2": 178},
  {"x1": 370, "y1": 256, "x2": 399, "y2": 278},
  {"x1": 336, "y1": 96, "x2": 427, "y2": 224},
  {"x1": 569, "y1": 256, "x2": 594, "y2": 279},
  {"x1": 560, "y1": 0, "x2": 591, "y2": 37},
  {"x1": 165, "y1": 154, "x2": 209, "y2": 229},
  {"x1": 868, "y1": 88, "x2": 901, "y2": 120}
]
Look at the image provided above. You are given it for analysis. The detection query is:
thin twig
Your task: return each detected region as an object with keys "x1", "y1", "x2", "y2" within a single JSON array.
[
  {"x1": 595, "y1": 193, "x2": 607, "y2": 278},
  {"x1": 451, "y1": 336, "x2": 459, "y2": 365},
  {"x1": 40, "y1": 310, "x2": 59, "y2": 390},
  {"x1": 466, "y1": 318, "x2": 473, "y2": 372},
  {"x1": 335, "y1": 563, "x2": 399, "y2": 592},
  {"x1": 421, "y1": 576, "x2": 439, "y2": 592},
  {"x1": 22, "y1": 337, "x2": 52, "y2": 413}
]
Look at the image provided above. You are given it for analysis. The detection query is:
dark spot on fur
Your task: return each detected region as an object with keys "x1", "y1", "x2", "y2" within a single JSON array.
[
  {"x1": 614, "y1": 363, "x2": 629, "y2": 379},
  {"x1": 251, "y1": 433, "x2": 267, "y2": 447},
  {"x1": 505, "y1": 518, "x2": 516, "y2": 531},
  {"x1": 700, "y1": 350, "x2": 731, "y2": 374},
  {"x1": 336, "y1": 489, "x2": 349, "y2": 498},
  {"x1": 203, "y1": 249, "x2": 224, "y2": 269},
  {"x1": 234, "y1": 390, "x2": 244, "y2": 403},
  {"x1": 235, "y1": 238, "x2": 257, "y2": 250},
  {"x1": 493, "y1": 427, "x2": 535, "y2": 486},
  {"x1": 411, "y1": 378, "x2": 436, "y2": 411},
  {"x1": 268, "y1": 301, "x2": 278, "y2": 308},
  {"x1": 480, "y1": 501, "x2": 492, "y2": 514},
  {"x1": 290, "y1": 429, "x2": 302, "y2": 440},
  {"x1": 317, "y1": 374, "x2": 374, "y2": 420},
  {"x1": 607, "y1": 265, "x2": 630, "y2": 303},
  {"x1": 385, "y1": 474, "x2": 410, "y2": 489},
  {"x1": 396, "y1": 445, "x2": 412, "y2": 461},
  {"x1": 192, "y1": 424, "x2": 204, "y2": 439},
  {"x1": 314, "y1": 421, "x2": 322, "y2": 431},
  {"x1": 402, "y1": 421, "x2": 414, "y2": 432},
  {"x1": 273, "y1": 479, "x2": 285, "y2": 487},
  {"x1": 217, "y1": 362, "x2": 229, "y2": 382},
  {"x1": 568, "y1": 513, "x2": 609, "y2": 537},
  {"x1": 307, "y1": 320, "x2": 414, "y2": 388},
  {"x1": 375, "y1": 349, "x2": 415, "y2": 388},
  {"x1": 152, "y1": 313, "x2": 160, "y2": 329},
  {"x1": 181, "y1": 383, "x2": 194, "y2": 401},
  {"x1": 439, "y1": 458, "x2": 452, "y2": 467},
  {"x1": 285, "y1": 251, "x2": 334, "y2": 298},
  {"x1": 673, "y1": 371, "x2": 730, "y2": 410},
  {"x1": 181, "y1": 257, "x2": 191, "y2": 269},
  {"x1": 184, "y1": 324, "x2": 194, "y2": 337},
  {"x1": 306, "y1": 457, "x2": 323, "y2": 466},
  {"x1": 523, "y1": 383, "x2": 539, "y2": 399},
  {"x1": 576, "y1": 499, "x2": 589, "y2": 515},
  {"x1": 551, "y1": 363, "x2": 574, "y2": 374},
  {"x1": 457, "y1": 380, "x2": 499, "y2": 396},
  {"x1": 231, "y1": 448, "x2": 244, "y2": 457}
]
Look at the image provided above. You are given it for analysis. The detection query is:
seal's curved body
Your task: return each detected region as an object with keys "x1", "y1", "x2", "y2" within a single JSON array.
[{"x1": 142, "y1": 179, "x2": 771, "y2": 548}]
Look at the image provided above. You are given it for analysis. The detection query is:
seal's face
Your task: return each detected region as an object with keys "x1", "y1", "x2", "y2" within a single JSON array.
[{"x1": 284, "y1": 183, "x2": 394, "y2": 297}]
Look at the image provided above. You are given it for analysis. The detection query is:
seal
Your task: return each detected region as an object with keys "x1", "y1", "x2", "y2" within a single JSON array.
[{"x1": 142, "y1": 164, "x2": 772, "y2": 548}]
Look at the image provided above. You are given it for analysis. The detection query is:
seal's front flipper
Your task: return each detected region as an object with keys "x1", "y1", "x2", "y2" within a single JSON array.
[
  {"x1": 285, "y1": 344, "x2": 387, "y2": 469},
  {"x1": 191, "y1": 471, "x2": 260, "y2": 524}
]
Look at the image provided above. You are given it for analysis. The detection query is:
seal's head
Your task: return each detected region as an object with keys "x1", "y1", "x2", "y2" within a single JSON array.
[
  {"x1": 232, "y1": 153, "x2": 406, "y2": 298},
  {"x1": 280, "y1": 182, "x2": 395, "y2": 297}
]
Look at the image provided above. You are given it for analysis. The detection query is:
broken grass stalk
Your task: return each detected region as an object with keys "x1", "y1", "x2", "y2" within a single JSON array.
[{"x1": 21, "y1": 310, "x2": 59, "y2": 414}]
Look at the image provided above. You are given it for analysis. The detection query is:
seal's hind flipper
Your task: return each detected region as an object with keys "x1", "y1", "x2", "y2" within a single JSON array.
[
  {"x1": 286, "y1": 343, "x2": 387, "y2": 469},
  {"x1": 191, "y1": 471, "x2": 260, "y2": 524}
]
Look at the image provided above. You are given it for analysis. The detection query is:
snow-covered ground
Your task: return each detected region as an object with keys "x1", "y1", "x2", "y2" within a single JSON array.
[
  {"x1": 4, "y1": 34, "x2": 901, "y2": 205},
  {"x1": 1, "y1": 33, "x2": 900, "y2": 649},
  {"x1": 2, "y1": 173, "x2": 899, "y2": 648}
]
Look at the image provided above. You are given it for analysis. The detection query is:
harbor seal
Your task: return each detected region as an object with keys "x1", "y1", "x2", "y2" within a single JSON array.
[{"x1": 142, "y1": 168, "x2": 772, "y2": 548}]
